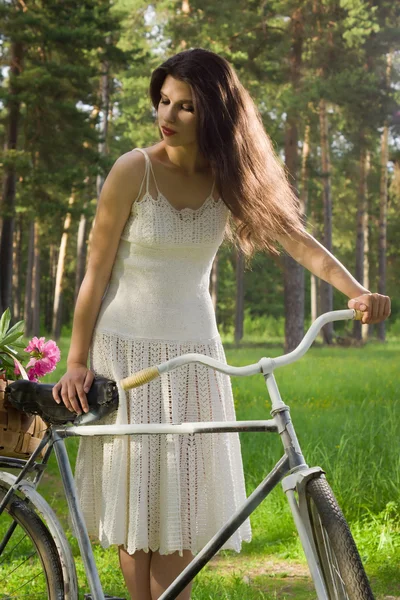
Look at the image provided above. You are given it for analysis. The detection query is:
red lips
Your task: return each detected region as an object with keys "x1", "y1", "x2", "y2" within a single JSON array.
[{"x1": 161, "y1": 126, "x2": 177, "y2": 136}]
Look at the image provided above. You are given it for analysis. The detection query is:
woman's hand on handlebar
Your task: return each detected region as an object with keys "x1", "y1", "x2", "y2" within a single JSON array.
[
  {"x1": 348, "y1": 293, "x2": 391, "y2": 324},
  {"x1": 52, "y1": 364, "x2": 95, "y2": 414}
]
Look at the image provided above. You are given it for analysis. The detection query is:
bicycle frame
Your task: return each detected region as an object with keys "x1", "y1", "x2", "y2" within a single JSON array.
[{"x1": 0, "y1": 309, "x2": 360, "y2": 600}]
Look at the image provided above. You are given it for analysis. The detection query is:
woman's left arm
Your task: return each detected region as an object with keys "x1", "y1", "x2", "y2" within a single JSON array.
[{"x1": 279, "y1": 230, "x2": 391, "y2": 325}]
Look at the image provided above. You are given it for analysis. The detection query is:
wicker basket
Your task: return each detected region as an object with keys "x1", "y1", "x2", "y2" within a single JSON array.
[{"x1": 0, "y1": 376, "x2": 48, "y2": 459}]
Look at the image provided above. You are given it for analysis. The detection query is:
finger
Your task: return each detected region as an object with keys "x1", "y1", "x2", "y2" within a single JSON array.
[
  {"x1": 83, "y1": 371, "x2": 95, "y2": 394},
  {"x1": 351, "y1": 299, "x2": 368, "y2": 312},
  {"x1": 362, "y1": 310, "x2": 370, "y2": 325},
  {"x1": 373, "y1": 294, "x2": 382, "y2": 322},
  {"x1": 374, "y1": 295, "x2": 384, "y2": 323},
  {"x1": 385, "y1": 296, "x2": 391, "y2": 319},
  {"x1": 67, "y1": 382, "x2": 82, "y2": 414},
  {"x1": 52, "y1": 382, "x2": 61, "y2": 404},
  {"x1": 363, "y1": 298, "x2": 373, "y2": 323},
  {"x1": 61, "y1": 385, "x2": 74, "y2": 412},
  {"x1": 75, "y1": 382, "x2": 89, "y2": 414}
]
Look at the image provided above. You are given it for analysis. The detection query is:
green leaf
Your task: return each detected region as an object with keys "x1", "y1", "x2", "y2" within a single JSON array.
[
  {"x1": 5, "y1": 320, "x2": 24, "y2": 338},
  {"x1": 0, "y1": 330, "x2": 24, "y2": 347},
  {"x1": 11, "y1": 339, "x2": 26, "y2": 349},
  {"x1": 0, "y1": 308, "x2": 11, "y2": 338},
  {"x1": 1, "y1": 354, "x2": 15, "y2": 368}
]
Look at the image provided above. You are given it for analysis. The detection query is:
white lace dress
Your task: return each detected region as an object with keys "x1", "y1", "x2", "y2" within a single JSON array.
[{"x1": 73, "y1": 148, "x2": 252, "y2": 556}]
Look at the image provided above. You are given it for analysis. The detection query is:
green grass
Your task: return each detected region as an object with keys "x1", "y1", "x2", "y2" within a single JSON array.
[{"x1": 1, "y1": 339, "x2": 399, "y2": 598}]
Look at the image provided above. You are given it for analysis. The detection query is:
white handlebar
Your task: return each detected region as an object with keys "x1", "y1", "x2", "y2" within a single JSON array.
[{"x1": 120, "y1": 309, "x2": 359, "y2": 389}]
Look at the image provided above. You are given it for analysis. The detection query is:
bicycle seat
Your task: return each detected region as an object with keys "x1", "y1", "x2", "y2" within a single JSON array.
[{"x1": 5, "y1": 376, "x2": 119, "y2": 426}]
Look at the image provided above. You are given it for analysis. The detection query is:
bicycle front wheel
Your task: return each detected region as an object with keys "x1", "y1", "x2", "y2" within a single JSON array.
[
  {"x1": 0, "y1": 483, "x2": 64, "y2": 599},
  {"x1": 306, "y1": 476, "x2": 374, "y2": 600}
]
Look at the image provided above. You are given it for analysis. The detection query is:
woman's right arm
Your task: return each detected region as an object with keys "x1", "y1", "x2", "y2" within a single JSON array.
[{"x1": 52, "y1": 150, "x2": 146, "y2": 414}]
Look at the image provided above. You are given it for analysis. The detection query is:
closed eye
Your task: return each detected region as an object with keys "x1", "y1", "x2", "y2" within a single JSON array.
[{"x1": 159, "y1": 99, "x2": 194, "y2": 113}]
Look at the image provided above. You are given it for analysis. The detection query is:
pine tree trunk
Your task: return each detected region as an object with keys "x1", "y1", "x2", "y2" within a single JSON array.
[
  {"x1": 96, "y1": 42, "x2": 111, "y2": 200},
  {"x1": 210, "y1": 253, "x2": 219, "y2": 315},
  {"x1": 377, "y1": 51, "x2": 392, "y2": 342},
  {"x1": 12, "y1": 214, "x2": 23, "y2": 322},
  {"x1": 362, "y1": 160, "x2": 370, "y2": 342},
  {"x1": 52, "y1": 194, "x2": 75, "y2": 339},
  {"x1": 301, "y1": 119, "x2": 320, "y2": 329},
  {"x1": 353, "y1": 140, "x2": 369, "y2": 341},
  {"x1": 23, "y1": 220, "x2": 35, "y2": 336},
  {"x1": 284, "y1": 7, "x2": 304, "y2": 352},
  {"x1": 300, "y1": 121, "x2": 310, "y2": 219},
  {"x1": 45, "y1": 244, "x2": 56, "y2": 332},
  {"x1": 85, "y1": 51, "x2": 111, "y2": 263},
  {"x1": 0, "y1": 41, "x2": 24, "y2": 315},
  {"x1": 234, "y1": 248, "x2": 245, "y2": 345},
  {"x1": 310, "y1": 195, "x2": 320, "y2": 324},
  {"x1": 319, "y1": 98, "x2": 333, "y2": 343},
  {"x1": 75, "y1": 207, "x2": 88, "y2": 303},
  {"x1": 31, "y1": 220, "x2": 41, "y2": 335}
]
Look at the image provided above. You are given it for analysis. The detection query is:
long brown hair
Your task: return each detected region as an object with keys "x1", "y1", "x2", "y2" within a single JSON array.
[{"x1": 150, "y1": 48, "x2": 305, "y2": 259}]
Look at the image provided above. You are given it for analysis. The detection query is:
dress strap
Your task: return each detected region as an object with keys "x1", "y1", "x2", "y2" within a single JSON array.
[
  {"x1": 133, "y1": 148, "x2": 151, "y2": 200},
  {"x1": 210, "y1": 178, "x2": 216, "y2": 199},
  {"x1": 140, "y1": 148, "x2": 160, "y2": 196}
]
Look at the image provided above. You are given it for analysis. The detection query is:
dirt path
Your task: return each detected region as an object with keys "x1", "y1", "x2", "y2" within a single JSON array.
[{"x1": 209, "y1": 555, "x2": 399, "y2": 599}]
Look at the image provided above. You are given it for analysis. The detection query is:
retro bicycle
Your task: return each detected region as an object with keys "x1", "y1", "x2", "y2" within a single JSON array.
[{"x1": 0, "y1": 309, "x2": 375, "y2": 599}]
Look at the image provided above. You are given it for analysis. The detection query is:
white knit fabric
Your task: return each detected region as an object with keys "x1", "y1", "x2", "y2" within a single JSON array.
[{"x1": 73, "y1": 148, "x2": 252, "y2": 556}]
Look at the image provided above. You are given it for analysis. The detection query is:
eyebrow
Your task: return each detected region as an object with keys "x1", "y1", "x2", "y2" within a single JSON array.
[{"x1": 160, "y1": 91, "x2": 193, "y2": 103}]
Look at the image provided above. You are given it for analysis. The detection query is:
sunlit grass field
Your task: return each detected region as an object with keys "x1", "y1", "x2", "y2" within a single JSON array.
[{"x1": 1, "y1": 337, "x2": 399, "y2": 598}]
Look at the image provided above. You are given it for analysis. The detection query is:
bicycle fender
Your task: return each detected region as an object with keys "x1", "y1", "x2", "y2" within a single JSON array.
[
  {"x1": 0, "y1": 471, "x2": 78, "y2": 600},
  {"x1": 281, "y1": 466, "x2": 325, "y2": 495}
]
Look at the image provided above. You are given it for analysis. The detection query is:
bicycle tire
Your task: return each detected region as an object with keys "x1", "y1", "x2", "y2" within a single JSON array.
[
  {"x1": 306, "y1": 475, "x2": 374, "y2": 599},
  {"x1": 0, "y1": 483, "x2": 64, "y2": 599}
]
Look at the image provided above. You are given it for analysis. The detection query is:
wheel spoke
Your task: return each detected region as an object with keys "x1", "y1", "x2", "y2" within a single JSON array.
[
  {"x1": 2, "y1": 567, "x2": 46, "y2": 597},
  {"x1": 310, "y1": 499, "x2": 351, "y2": 600},
  {"x1": 0, "y1": 483, "x2": 64, "y2": 598},
  {"x1": 0, "y1": 548, "x2": 40, "y2": 580},
  {"x1": 0, "y1": 529, "x2": 28, "y2": 566}
]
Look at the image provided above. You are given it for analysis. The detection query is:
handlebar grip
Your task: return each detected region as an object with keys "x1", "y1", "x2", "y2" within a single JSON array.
[
  {"x1": 353, "y1": 309, "x2": 364, "y2": 321},
  {"x1": 120, "y1": 366, "x2": 160, "y2": 390}
]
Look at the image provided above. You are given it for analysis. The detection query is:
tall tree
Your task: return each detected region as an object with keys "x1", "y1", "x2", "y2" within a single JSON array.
[
  {"x1": 283, "y1": 6, "x2": 305, "y2": 352},
  {"x1": 353, "y1": 140, "x2": 370, "y2": 341},
  {"x1": 11, "y1": 215, "x2": 23, "y2": 322},
  {"x1": 210, "y1": 255, "x2": 219, "y2": 314},
  {"x1": 234, "y1": 248, "x2": 245, "y2": 344},
  {"x1": 378, "y1": 50, "x2": 393, "y2": 341},
  {"x1": 0, "y1": 39, "x2": 24, "y2": 315},
  {"x1": 31, "y1": 219, "x2": 41, "y2": 336},
  {"x1": 319, "y1": 97, "x2": 334, "y2": 343},
  {"x1": 52, "y1": 194, "x2": 75, "y2": 340},
  {"x1": 23, "y1": 220, "x2": 34, "y2": 336}
]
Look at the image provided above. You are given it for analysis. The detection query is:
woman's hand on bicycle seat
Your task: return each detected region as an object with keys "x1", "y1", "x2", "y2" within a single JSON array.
[{"x1": 52, "y1": 364, "x2": 95, "y2": 415}]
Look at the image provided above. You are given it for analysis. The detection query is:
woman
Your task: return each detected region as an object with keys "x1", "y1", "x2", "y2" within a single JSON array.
[{"x1": 53, "y1": 48, "x2": 390, "y2": 600}]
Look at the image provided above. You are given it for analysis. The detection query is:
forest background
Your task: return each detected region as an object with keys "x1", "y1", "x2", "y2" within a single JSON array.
[
  {"x1": 1, "y1": 0, "x2": 400, "y2": 350},
  {"x1": 1, "y1": 2, "x2": 400, "y2": 598}
]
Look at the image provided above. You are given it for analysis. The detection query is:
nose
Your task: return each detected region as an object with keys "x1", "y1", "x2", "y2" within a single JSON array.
[{"x1": 164, "y1": 104, "x2": 176, "y2": 124}]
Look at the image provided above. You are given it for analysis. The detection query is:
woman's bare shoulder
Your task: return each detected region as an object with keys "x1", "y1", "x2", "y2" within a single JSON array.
[
  {"x1": 142, "y1": 142, "x2": 165, "y2": 162},
  {"x1": 111, "y1": 148, "x2": 147, "y2": 193}
]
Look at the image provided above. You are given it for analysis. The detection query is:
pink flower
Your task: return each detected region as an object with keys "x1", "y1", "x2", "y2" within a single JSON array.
[
  {"x1": 27, "y1": 367, "x2": 39, "y2": 383},
  {"x1": 14, "y1": 361, "x2": 21, "y2": 376},
  {"x1": 24, "y1": 337, "x2": 61, "y2": 379}
]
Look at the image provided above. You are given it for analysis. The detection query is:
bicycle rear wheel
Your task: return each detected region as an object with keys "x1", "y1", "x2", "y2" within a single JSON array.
[
  {"x1": 0, "y1": 483, "x2": 64, "y2": 599},
  {"x1": 306, "y1": 476, "x2": 374, "y2": 600}
]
